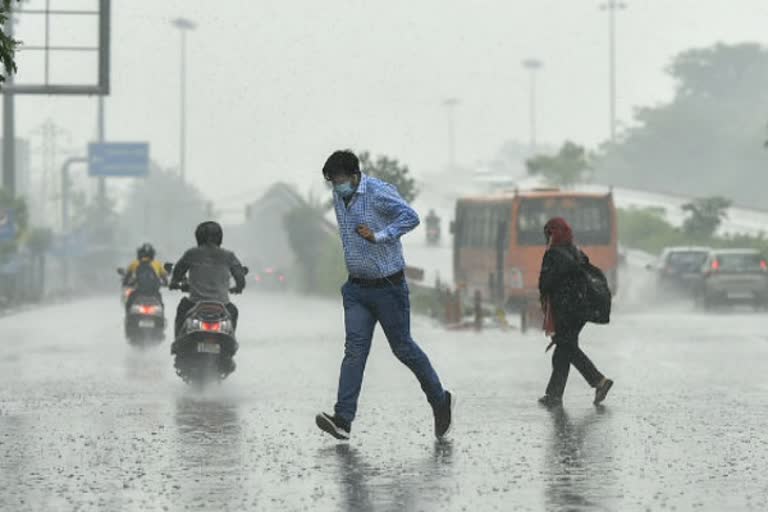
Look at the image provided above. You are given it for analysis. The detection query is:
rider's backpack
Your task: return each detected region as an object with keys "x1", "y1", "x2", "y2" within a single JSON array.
[{"x1": 135, "y1": 260, "x2": 161, "y2": 295}]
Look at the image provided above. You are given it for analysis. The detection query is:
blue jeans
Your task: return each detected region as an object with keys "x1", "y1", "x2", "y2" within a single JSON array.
[{"x1": 334, "y1": 280, "x2": 447, "y2": 423}]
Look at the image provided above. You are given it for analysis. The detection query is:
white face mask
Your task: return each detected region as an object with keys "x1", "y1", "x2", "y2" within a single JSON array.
[{"x1": 333, "y1": 181, "x2": 355, "y2": 199}]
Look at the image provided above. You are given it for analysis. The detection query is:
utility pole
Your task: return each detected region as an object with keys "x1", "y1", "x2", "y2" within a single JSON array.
[
  {"x1": 2, "y1": 8, "x2": 16, "y2": 196},
  {"x1": 171, "y1": 17, "x2": 196, "y2": 183},
  {"x1": 30, "y1": 119, "x2": 71, "y2": 229},
  {"x1": 522, "y1": 58, "x2": 543, "y2": 155},
  {"x1": 600, "y1": 1, "x2": 626, "y2": 143},
  {"x1": 97, "y1": 95, "x2": 105, "y2": 208},
  {"x1": 442, "y1": 98, "x2": 460, "y2": 170}
]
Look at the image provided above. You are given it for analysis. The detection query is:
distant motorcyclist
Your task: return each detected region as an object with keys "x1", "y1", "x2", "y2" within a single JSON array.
[
  {"x1": 170, "y1": 221, "x2": 246, "y2": 338},
  {"x1": 123, "y1": 243, "x2": 168, "y2": 308},
  {"x1": 425, "y1": 209, "x2": 441, "y2": 245}
]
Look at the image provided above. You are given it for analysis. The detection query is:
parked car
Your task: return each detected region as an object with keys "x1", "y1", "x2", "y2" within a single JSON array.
[
  {"x1": 253, "y1": 266, "x2": 288, "y2": 292},
  {"x1": 696, "y1": 249, "x2": 768, "y2": 309},
  {"x1": 648, "y1": 246, "x2": 711, "y2": 296}
]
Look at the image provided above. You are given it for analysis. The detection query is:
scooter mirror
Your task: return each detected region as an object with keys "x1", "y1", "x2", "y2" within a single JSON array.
[
  {"x1": 116, "y1": 268, "x2": 126, "y2": 276},
  {"x1": 242, "y1": 266, "x2": 250, "y2": 275},
  {"x1": 164, "y1": 262, "x2": 174, "y2": 273}
]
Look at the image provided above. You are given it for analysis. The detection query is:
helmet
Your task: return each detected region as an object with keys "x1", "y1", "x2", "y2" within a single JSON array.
[
  {"x1": 195, "y1": 221, "x2": 223, "y2": 247},
  {"x1": 137, "y1": 243, "x2": 155, "y2": 260}
]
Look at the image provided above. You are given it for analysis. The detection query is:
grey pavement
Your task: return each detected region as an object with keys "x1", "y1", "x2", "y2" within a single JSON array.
[{"x1": 1, "y1": 292, "x2": 767, "y2": 511}]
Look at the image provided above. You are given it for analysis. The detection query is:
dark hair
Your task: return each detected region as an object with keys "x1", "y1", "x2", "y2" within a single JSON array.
[
  {"x1": 195, "y1": 221, "x2": 223, "y2": 247},
  {"x1": 322, "y1": 150, "x2": 360, "y2": 181}
]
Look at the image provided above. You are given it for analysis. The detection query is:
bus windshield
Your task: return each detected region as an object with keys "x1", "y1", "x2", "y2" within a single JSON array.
[{"x1": 517, "y1": 197, "x2": 612, "y2": 245}]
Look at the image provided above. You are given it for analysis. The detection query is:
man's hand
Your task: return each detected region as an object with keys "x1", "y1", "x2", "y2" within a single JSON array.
[{"x1": 356, "y1": 224, "x2": 376, "y2": 243}]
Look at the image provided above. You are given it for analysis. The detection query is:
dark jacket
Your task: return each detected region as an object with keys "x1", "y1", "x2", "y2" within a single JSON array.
[
  {"x1": 539, "y1": 245, "x2": 589, "y2": 323},
  {"x1": 171, "y1": 245, "x2": 246, "y2": 304}
]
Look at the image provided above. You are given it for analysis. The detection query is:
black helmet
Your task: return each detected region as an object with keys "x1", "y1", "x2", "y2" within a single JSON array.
[
  {"x1": 195, "y1": 221, "x2": 223, "y2": 247},
  {"x1": 137, "y1": 243, "x2": 155, "y2": 260}
]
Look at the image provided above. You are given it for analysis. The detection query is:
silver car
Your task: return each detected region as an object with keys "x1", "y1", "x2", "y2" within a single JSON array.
[{"x1": 697, "y1": 249, "x2": 768, "y2": 309}]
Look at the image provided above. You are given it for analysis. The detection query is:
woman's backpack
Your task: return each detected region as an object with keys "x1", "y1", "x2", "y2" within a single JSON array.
[{"x1": 581, "y1": 261, "x2": 611, "y2": 324}]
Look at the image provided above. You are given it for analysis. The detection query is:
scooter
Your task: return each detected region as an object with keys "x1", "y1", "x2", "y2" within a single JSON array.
[
  {"x1": 164, "y1": 263, "x2": 247, "y2": 386},
  {"x1": 117, "y1": 268, "x2": 166, "y2": 346}
]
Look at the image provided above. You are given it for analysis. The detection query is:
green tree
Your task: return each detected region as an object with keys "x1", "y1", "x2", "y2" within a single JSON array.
[
  {"x1": 0, "y1": 1, "x2": 21, "y2": 86},
  {"x1": 594, "y1": 43, "x2": 768, "y2": 208},
  {"x1": 283, "y1": 193, "x2": 344, "y2": 294},
  {"x1": 681, "y1": 196, "x2": 732, "y2": 239},
  {"x1": 118, "y1": 164, "x2": 209, "y2": 258},
  {"x1": 359, "y1": 151, "x2": 418, "y2": 202},
  {"x1": 0, "y1": 187, "x2": 28, "y2": 261},
  {"x1": 525, "y1": 141, "x2": 590, "y2": 187}
]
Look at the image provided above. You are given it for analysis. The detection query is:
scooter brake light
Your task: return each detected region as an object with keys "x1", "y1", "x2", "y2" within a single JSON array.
[{"x1": 201, "y1": 321, "x2": 221, "y2": 332}]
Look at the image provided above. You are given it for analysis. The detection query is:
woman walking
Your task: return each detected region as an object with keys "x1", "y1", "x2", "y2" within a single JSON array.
[{"x1": 538, "y1": 217, "x2": 614, "y2": 407}]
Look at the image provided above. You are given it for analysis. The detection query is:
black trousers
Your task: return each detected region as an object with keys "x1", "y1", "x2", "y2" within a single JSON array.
[
  {"x1": 175, "y1": 297, "x2": 239, "y2": 338},
  {"x1": 545, "y1": 320, "x2": 604, "y2": 398}
]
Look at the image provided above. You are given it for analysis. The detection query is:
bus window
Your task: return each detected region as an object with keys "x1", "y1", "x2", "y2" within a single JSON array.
[{"x1": 517, "y1": 197, "x2": 612, "y2": 246}]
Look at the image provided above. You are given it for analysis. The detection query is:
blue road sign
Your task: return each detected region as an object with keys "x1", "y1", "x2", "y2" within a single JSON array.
[
  {"x1": 0, "y1": 208, "x2": 16, "y2": 241},
  {"x1": 88, "y1": 143, "x2": 149, "y2": 177}
]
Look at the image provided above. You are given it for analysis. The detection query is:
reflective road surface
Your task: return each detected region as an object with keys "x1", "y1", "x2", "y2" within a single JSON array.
[{"x1": 1, "y1": 293, "x2": 767, "y2": 511}]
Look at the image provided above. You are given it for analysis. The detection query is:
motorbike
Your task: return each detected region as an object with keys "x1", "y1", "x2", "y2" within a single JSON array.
[
  {"x1": 164, "y1": 262, "x2": 248, "y2": 386},
  {"x1": 117, "y1": 268, "x2": 167, "y2": 346}
]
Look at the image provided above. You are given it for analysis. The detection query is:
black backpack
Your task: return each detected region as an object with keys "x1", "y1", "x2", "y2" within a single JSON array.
[
  {"x1": 580, "y1": 260, "x2": 612, "y2": 324},
  {"x1": 134, "y1": 260, "x2": 161, "y2": 295}
]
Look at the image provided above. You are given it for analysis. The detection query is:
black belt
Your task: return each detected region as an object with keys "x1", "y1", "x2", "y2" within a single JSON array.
[{"x1": 349, "y1": 270, "x2": 404, "y2": 288}]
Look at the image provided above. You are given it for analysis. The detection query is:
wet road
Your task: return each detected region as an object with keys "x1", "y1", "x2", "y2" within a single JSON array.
[{"x1": 1, "y1": 293, "x2": 767, "y2": 511}]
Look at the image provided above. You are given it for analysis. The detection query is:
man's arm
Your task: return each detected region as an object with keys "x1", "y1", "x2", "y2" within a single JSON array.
[
  {"x1": 123, "y1": 260, "x2": 138, "y2": 286},
  {"x1": 229, "y1": 253, "x2": 246, "y2": 292},
  {"x1": 371, "y1": 184, "x2": 420, "y2": 243},
  {"x1": 170, "y1": 251, "x2": 192, "y2": 287}
]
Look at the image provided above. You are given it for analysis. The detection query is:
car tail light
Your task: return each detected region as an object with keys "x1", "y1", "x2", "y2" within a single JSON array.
[
  {"x1": 254, "y1": 275, "x2": 262, "y2": 282},
  {"x1": 761, "y1": 260, "x2": 767, "y2": 271},
  {"x1": 278, "y1": 275, "x2": 285, "y2": 282},
  {"x1": 711, "y1": 260, "x2": 720, "y2": 271},
  {"x1": 201, "y1": 322, "x2": 221, "y2": 332}
]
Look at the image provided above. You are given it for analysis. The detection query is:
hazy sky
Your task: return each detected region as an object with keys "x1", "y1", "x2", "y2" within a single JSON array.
[{"x1": 7, "y1": 0, "x2": 768, "y2": 211}]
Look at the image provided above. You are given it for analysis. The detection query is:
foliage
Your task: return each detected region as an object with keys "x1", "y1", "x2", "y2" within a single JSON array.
[
  {"x1": 283, "y1": 196, "x2": 343, "y2": 295},
  {"x1": 525, "y1": 141, "x2": 591, "y2": 187},
  {"x1": 594, "y1": 43, "x2": 768, "y2": 208},
  {"x1": 0, "y1": 187, "x2": 27, "y2": 260},
  {"x1": 118, "y1": 164, "x2": 209, "y2": 258},
  {"x1": 359, "y1": 151, "x2": 418, "y2": 203},
  {"x1": 24, "y1": 227, "x2": 53, "y2": 254},
  {"x1": 617, "y1": 206, "x2": 768, "y2": 256},
  {"x1": 0, "y1": 1, "x2": 20, "y2": 85},
  {"x1": 681, "y1": 196, "x2": 732, "y2": 240}
]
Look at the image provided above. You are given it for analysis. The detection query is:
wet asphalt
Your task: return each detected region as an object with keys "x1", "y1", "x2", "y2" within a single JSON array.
[{"x1": 1, "y1": 292, "x2": 767, "y2": 511}]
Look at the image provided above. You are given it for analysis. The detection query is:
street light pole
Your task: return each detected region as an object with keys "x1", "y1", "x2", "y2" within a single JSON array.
[
  {"x1": 522, "y1": 58, "x2": 543, "y2": 154},
  {"x1": 442, "y1": 98, "x2": 460, "y2": 170},
  {"x1": 600, "y1": 1, "x2": 626, "y2": 143},
  {"x1": 171, "y1": 17, "x2": 196, "y2": 182},
  {"x1": 2, "y1": 9, "x2": 16, "y2": 197}
]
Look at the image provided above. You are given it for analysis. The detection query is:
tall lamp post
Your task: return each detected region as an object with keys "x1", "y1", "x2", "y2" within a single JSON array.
[
  {"x1": 522, "y1": 58, "x2": 543, "y2": 154},
  {"x1": 170, "y1": 17, "x2": 196, "y2": 182},
  {"x1": 442, "y1": 97, "x2": 460, "y2": 170},
  {"x1": 599, "y1": 1, "x2": 626, "y2": 143}
]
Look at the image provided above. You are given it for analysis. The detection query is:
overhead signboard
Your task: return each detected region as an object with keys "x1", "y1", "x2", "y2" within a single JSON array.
[{"x1": 88, "y1": 143, "x2": 149, "y2": 177}]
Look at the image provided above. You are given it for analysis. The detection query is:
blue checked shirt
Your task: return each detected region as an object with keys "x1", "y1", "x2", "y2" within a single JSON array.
[{"x1": 333, "y1": 174, "x2": 419, "y2": 279}]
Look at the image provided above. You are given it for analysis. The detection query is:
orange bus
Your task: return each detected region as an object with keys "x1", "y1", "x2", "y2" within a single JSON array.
[{"x1": 452, "y1": 189, "x2": 618, "y2": 312}]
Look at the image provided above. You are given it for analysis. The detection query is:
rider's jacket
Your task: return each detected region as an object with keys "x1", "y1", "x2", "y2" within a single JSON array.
[{"x1": 171, "y1": 245, "x2": 246, "y2": 304}]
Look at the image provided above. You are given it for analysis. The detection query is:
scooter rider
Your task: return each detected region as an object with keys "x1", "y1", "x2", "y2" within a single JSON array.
[
  {"x1": 123, "y1": 243, "x2": 168, "y2": 309},
  {"x1": 169, "y1": 221, "x2": 247, "y2": 338}
]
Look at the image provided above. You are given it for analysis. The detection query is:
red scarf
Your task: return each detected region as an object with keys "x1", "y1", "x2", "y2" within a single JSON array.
[{"x1": 541, "y1": 217, "x2": 574, "y2": 350}]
